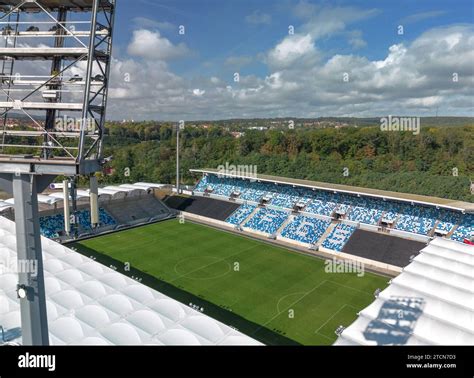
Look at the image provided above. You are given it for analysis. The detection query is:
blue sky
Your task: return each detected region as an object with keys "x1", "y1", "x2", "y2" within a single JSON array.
[{"x1": 106, "y1": 0, "x2": 474, "y2": 120}]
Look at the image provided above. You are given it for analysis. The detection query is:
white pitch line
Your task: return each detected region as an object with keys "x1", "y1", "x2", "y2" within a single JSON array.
[
  {"x1": 169, "y1": 243, "x2": 260, "y2": 283},
  {"x1": 314, "y1": 304, "x2": 349, "y2": 334},
  {"x1": 258, "y1": 280, "x2": 328, "y2": 330},
  {"x1": 326, "y1": 280, "x2": 373, "y2": 296}
]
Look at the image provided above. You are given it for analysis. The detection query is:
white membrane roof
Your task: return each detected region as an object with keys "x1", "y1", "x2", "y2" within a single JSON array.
[
  {"x1": 334, "y1": 238, "x2": 474, "y2": 345},
  {"x1": 0, "y1": 216, "x2": 261, "y2": 345}
]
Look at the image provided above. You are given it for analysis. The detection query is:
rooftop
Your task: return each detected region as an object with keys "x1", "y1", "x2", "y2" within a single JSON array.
[{"x1": 334, "y1": 237, "x2": 474, "y2": 345}]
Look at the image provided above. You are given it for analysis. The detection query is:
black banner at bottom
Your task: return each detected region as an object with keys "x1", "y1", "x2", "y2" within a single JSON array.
[{"x1": 0, "y1": 345, "x2": 473, "y2": 377}]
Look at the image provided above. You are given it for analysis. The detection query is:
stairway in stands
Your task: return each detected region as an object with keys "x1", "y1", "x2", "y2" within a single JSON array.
[
  {"x1": 239, "y1": 206, "x2": 260, "y2": 227},
  {"x1": 316, "y1": 222, "x2": 337, "y2": 247},
  {"x1": 275, "y1": 214, "x2": 294, "y2": 236}
]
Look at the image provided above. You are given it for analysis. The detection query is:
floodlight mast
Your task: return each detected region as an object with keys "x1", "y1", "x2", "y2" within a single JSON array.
[{"x1": 0, "y1": 0, "x2": 116, "y2": 345}]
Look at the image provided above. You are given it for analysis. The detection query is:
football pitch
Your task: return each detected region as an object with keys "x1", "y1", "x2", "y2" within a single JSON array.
[{"x1": 71, "y1": 219, "x2": 388, "y2": 345}]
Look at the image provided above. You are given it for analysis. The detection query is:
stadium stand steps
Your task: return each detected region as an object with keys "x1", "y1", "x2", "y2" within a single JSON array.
[
  {"x1": 193, "y1": 175, "x2": 473, "y2": 243},
  {"x1": 316, "y1": 222, "x2": 337, "y2": 247},
  {"x1": 243, "y1": 207, "x2": 289, "y2": 235},
  {"x1": 275, "y1": 214, "x2": 295, "y2": 236},
  {"x1": 225, "y1": 204, "x2": 259, "y2": 226}
]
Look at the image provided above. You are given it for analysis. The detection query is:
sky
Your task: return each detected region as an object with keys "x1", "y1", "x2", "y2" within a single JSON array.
[{"x1": 104, "y1": 0, "x2": 474, "y2": 120}]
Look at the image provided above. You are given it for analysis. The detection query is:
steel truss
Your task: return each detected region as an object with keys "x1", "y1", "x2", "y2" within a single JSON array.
[
  {"x1": 0, "y1": 0, "x2": 116, "y2": 346},
  {"x1": 0, "y1": 0, "x2": 115, "y2": 175}
]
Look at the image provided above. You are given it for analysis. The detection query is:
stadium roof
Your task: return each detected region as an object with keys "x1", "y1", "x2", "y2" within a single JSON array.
[
  {"x1": 0, "y1": 182, "x2": 159, "y2": 213},
  {"x1": 334, "y1": 237, "x2": 474, "y2": 345},
  {"x1": 0, "y1": 216, "x2": 261, "y2": 345},
  {"x1": 190, "y1": 168, "x2": 474, "y2": 213}
]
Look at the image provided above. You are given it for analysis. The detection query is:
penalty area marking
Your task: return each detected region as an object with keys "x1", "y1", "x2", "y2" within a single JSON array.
[
  {"x1": 276, "y1": 292, "x2": 308, "y2": 313},
  {"x1": 314, "y1": 303, "x2": 360, "y2": 335},
  {"x1": 256, "y1": 280, "x2": 328, "y2": 332}
]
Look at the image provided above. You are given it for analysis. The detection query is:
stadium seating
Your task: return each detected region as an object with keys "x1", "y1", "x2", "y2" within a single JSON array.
[
  {"x1": 39, "y1": 213, "x2": 64, "y2": 239},
  {"x1": 268, "y1": 185, "x2": 307, "y2": 209},
  {"x1": 193, "y1": 175, "x2": 471, "y2": 241},
  {"x1": 226, "y1": 204, "x2": 256, "y2": 225},
  {"x1": 380, "y1": 202, "x2": 400, "y2": 223},
  {"x1": 436, "y1": 210, "x2": 460, "y2": 233},
  {"x1": 305, "y1": 199, "x2": 337, "y2": 216},
  {"x1": 395, "y1": 205, "x2": 437, "y2": 235},
  {"x1": 280, "y1": 215, "x2": 331, "y2": 245},
  {"x1": 321, "y1": 224, "x2": 356, "y2": 251},
  {"x1": 336, "y1": 203, "x2": 351, "y2": 214},
  {"x1": 239, "y1": 181, "x2": 268, "y2": 202},
  {"x1": 194, "y1": 174, "x2": 209, "y2": 192},
  {"x1": 243, "y1": 207, "x2": 289, "y2": 235},
  {"x1": 347, "y1": 198, "x2": 384, "y2": 225},
  {"x1": 451, "y1": 214, "x2": 474, "y2": 242},
  {"x1": 39, "y1": 208, "x2": 116, "y2": 238}
]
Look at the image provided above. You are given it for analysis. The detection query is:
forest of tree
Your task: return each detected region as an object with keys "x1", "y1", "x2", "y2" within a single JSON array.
[{"x1": 99, "y1": 122, "x2": 473, "y2": 202}]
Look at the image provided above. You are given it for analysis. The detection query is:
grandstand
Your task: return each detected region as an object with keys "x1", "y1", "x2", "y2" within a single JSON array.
[
  {"x1": 39, "y1": 208, "x2": 116, "y2": 239},
  {"x1": 225, "y1": 204, "x2": 257, "y2": 225},
  {"x1": 321, "y1": 224, "x2": 356, "y2": 252},
  {"x1": 280, "y1": 215, "x2": 331, "y2": 246},
  {"x1": 0, "y1": 182, "x2": 173, "y2": 242},
  {"x1": 189, "y1": 170, "x2": 473, "y2": 256},
  {"x1": 242, "y1": 207, "x2": 289, "y2": 236},
  {"x1": 451, "y1": 214, "x2": 474, "y2": 242}
]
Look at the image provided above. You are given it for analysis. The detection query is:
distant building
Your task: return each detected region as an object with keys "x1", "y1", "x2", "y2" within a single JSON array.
[{"x1": 231, "y1": 131, "x2": 244, "y2": 138}]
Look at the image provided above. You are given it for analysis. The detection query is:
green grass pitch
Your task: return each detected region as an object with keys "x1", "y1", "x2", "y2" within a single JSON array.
[{"x1": 72, "y1": 219, "x2": 388, "y2": 345}]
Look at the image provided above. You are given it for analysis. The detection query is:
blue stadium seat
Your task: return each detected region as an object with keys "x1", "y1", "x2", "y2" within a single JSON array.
[
  {"x1": 347, "y1": 198, "x2": 384, "y2": 225},
  {"x1": 321, "y1": 224, "x2": 355, "y2": 251},
  {"x1": 193, "y1": 175, "x2": 468, "y2": 240},
  {"x1": 243, "y1": 207, "x2": 289, "y2": 235},
  {"x1": 225, "y1": 204, "x2": 256, "y2": 225},
  {"x1": 451, "y1": 214, "x2": 474, "y2": 242},
  {"x1": 394, "y1": 205, "x2": 437, "y2": 235},
  {"x1": 436, "y1": 210, "x2": 460, "y2": 233},
  {"x1": 39, "y1": 208, "x2": 116, "y2": 238},
  {"x1": 280, "y1": 215, "x2": 331, "y2": 244}
]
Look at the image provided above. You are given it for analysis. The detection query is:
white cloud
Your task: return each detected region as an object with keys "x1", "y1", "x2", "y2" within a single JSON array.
[
  {"x1": 127, "y1": 29, "x2": 190, "y2": 61},
  {"x1": 107, "y1": 23, "x2": 474, "y2": 120},
  {"x1": 400, "y1": 10, "x2": 446, "y2": 24},
  {"x1": 192, "y1": 89, "x2": 205, "y2": 96},
  {"x1": 347, "y1": 30, "x2": 367, "y2": 49},
  {"x1": 267, "y1": 34, "x2": 316, "y2": 68}
]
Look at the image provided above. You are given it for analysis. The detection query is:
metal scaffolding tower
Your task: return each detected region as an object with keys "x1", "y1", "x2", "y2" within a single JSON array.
[{"x1": 0, "y1": 0, "x2": 116, "y2": 345}]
